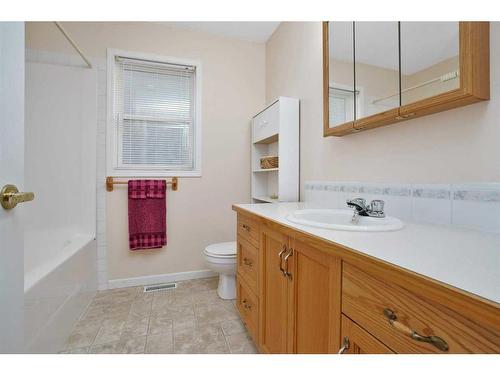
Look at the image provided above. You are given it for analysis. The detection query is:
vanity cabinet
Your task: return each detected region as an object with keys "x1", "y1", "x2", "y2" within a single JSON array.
[
  {"x1": 234, "y1": 208, "x2": 500, "y2": 354},
  {"x1": 323, "y1": 21, "x2": 490, "y2": 136},
  {"x1": 237, "y1": 219, "x2": 341, "y2": 353}
]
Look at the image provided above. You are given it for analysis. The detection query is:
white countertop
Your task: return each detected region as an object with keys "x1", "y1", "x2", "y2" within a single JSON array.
[{"x1": 233, "y1": 202, "x2": 500, "y2": 304}]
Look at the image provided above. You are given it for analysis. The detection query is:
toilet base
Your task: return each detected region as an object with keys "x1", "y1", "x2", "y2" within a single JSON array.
[{"x1": 217, "y1": 274, "x2": 236, "y2": 299}]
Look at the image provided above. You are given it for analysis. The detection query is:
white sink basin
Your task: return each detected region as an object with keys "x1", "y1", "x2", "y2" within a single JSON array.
[{"x1": 286, "y1": 209, "x2": 404, "y2": 232}]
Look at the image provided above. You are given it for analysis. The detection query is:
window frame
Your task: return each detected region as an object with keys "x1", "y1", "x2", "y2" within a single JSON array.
[
  {"x1": 328, "y1": 81, "x2": 364, "y2": 126},
  {"x1": 106, "y1": 49, "x2": 202, "y2": 178}
]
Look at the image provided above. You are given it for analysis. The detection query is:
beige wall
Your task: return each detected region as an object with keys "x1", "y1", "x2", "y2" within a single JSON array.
[
  {"x1": 266, "y1": 22, "x2": 500, "y2": 200},
  {"x1": 26, "y1": 22, "x2": 265, "y2": 279}
]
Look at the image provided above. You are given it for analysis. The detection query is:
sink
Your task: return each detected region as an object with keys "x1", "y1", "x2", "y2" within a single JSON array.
[{"x1": 286, "y1": 209, "x2": 404, "y2": 232}]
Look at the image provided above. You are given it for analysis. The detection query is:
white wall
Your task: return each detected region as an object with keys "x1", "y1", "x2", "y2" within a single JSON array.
[
  {"x1": 266, "y1": 22, "x2": 500, "y2": 199},
  {"x1": 24, "y1": 60, "x2": 97, "y2": 285},
  {"x1": 26, "y1": 22, "x2": 265, "y2": 283}
]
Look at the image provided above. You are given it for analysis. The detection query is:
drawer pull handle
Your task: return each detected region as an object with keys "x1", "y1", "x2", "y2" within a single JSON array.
[
  {"x1": 278, "y1": 245, "x2": 288, "y2": 277},
  {"x1": 283, "y1": 248, "x2": 293, "y2": 280},
  {"x1": 338, "y1": 337, "x2": 350, "y2": 354},
  {"x1": 241, "y1": 224, "x2": 251, "y2": 232},
  {"x1": 383, "y1": 308, "x2": 449, "y2": 352},
  {"x1": 243, "y1": 257, "x2": 253, "y2": 267},
  {"x1": 242, "y1": 299, "x2": 252, "y2": 310}
]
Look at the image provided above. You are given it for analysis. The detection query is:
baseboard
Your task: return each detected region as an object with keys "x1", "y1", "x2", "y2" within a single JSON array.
[{"x1": 107, "y1": 269, "x2": 217, "y2": 290}]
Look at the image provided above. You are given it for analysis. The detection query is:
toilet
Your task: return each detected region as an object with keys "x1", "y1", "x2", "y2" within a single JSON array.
[{"x1": 204, "y1": 241, "x2": 237, "y2": 299}]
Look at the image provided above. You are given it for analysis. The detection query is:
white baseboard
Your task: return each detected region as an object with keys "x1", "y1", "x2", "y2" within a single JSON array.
[{"x1": 107, "y1": 269, "x2": 217, "y2": 290}]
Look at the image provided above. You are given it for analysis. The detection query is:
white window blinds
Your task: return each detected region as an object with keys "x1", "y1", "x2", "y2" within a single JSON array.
[{"x1": 113, "y1": 56, "x2": 196, "y2": 170}]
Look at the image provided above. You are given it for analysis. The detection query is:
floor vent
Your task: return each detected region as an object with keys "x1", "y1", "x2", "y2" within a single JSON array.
[{"x1": 143, "y1": 283, "x2": 177, "y2": 293}]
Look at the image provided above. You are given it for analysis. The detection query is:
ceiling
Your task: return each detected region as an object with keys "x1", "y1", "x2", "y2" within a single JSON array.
[
  {"x1": 161, "y1": 22, "x2": 281, "y2": 43},
  {"x1": 329, "y1": 22, "x2": 459, "y2": 75}
]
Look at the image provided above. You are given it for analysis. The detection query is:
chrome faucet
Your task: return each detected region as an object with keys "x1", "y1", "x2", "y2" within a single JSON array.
[{"x1": 346, "y1": 198, "x2": 385, "y2": 223}]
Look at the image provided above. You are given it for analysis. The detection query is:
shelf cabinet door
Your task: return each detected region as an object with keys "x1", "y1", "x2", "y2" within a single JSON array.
[
  {"x1": 259, "y1": 225, "x2": 292, "y2": 353},
  {"x1": 289, "y1": 239, "x2": 342, "y2": 353},
  {"x1": 353, "y1": 21, "x2": 400, "y2": 129},
  {"x1": 340, "y1": 315, "x2": 394, "y2": 354},
  {"x1": 325, "y1": 21, "x2": 356, "y2": 132},
  {"x1": 400, "y1": 22, "x2": 460, "y2": 107}
]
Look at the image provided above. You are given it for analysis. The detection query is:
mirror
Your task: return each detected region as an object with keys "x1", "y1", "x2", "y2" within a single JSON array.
[
  {"x1": 327, "y1": 22, "x2": 355, "y2": 128},
  {"x1": 354, "y1": 22, "x2": 400, "y2": 119},
  {"x1": 324, "y1": 21, "x2": 488, "y2": 136},
  {"x1": 400, "y1": 22, "x2": 460, "y2": 105},
  {"x1": 327, "y1": 22, "x2": 400, "y2": 128}
]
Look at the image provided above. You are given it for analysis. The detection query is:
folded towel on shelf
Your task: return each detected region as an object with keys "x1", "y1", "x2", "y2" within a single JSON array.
[{"x1": 128, "y1": 180, "x2": 167, "y2": 250}]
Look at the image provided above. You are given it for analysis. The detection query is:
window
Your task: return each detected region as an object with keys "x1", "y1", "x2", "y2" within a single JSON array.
[
  {"x1": 107, "y1": 50, "x2": 201, "y2": 177},
  {"x1": 329, "y1": 86, "x2": 361, "y2": 126}
]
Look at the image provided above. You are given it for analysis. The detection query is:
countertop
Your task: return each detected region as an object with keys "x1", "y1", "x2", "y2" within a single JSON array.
[{"x1": 233, "y1": 202, "x2": 500, "y2": 304}]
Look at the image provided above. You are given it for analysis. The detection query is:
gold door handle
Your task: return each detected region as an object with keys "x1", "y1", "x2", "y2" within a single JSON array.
[
  {"x1": 383, "y1": 308, "x2": 449, "y2": 352},
  {"x1": 1, "y1": 184, "x2": 35, "y2": 210}
]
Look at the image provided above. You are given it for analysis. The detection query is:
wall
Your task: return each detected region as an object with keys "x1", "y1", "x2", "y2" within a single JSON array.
[
  {"x1": 26, "y1": 22, "x2": 265, "y2": 284},
  {"x1": 266, "y1": 22, "x2": 500, "y2": 200},
  {"x1": 24, "y1": 59, "x2": 97, "y2": 287}
]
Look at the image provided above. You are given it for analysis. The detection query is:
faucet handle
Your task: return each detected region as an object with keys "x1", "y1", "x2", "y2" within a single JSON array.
[
  {"x1": 347, "y1": 197, "x2": 366, "y2": 206},
  {"x1": 370, "y1": 199, "x2": 385, "y2": 213}
]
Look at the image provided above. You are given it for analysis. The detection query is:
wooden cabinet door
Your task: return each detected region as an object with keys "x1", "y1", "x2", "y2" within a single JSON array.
[
  {"x1": 340, "y1": 315, "x2": 394, "y2": 354},
  {"x1": 259, "y1": 225, "x2": 292, "y2": 353},
  {"x1": 289, "y1": 239, "x2": 342, "y2": 353}
]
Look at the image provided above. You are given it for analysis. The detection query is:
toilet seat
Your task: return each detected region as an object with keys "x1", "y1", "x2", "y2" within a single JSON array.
[{"x1": 204, "y1": 241, "x2": 237, "y2": 258}]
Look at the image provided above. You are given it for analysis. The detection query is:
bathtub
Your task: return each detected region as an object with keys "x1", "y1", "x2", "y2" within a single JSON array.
[
  {"x1": 24, "y1": 234, "x2": 97, "y2": 353},
  {"x1": 24, "y1": 56, "x2": 98, "y2": 353}
]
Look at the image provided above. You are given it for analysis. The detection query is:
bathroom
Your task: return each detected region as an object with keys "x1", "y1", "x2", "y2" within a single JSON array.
[{"x1": 0, "y1": 0, "x2": 499, "y2": 372}]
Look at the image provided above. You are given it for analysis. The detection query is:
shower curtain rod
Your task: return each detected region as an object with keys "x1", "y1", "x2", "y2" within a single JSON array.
[{"x1": 53, "y1": 22, "x2": 92, "y2": 69}]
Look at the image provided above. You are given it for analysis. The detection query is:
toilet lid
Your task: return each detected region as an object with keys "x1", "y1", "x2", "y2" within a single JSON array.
[{"x1": 204, "y1": 241, "x2": 237, "y2": 258}]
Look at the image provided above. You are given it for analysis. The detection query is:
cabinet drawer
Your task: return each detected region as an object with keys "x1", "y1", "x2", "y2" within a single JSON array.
[
  {"x1": 236, "y1": 275, "x2": 259, "y2": 342},
  {"x1": 252, "y1": 101, "x2": 279, "y2": 143},
  {"x1": 237, "y1": 214, "x2": 259, "y2": 247},
  {"x1": 237, "y1": 238, "x2": 259, "y2": 294},
  {"x1": 342, "y1": 263, "x2": 500, "y2": 353}
]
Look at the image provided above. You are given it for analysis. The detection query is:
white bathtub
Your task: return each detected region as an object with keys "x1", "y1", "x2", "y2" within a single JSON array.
[{"x1": 24, "y1": 235, "x2": 97, "y2": 353}]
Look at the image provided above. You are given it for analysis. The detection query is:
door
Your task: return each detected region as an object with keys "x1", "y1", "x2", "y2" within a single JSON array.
[
  {"x1": 0, "y1": 22, "x2": 25, "y2": 353},
  {"x1": 339, "y1": 315, "x2": 394, "y2": 354},
  {"x1": 259, "y1": 225, "x2": 292, "y2": 353},
  {"x1": 290, "y1": 239, "x2": 341, "y2": 353}
]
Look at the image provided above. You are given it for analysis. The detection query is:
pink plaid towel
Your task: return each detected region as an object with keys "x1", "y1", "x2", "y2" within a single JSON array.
[{"x1": 128, "y1": 180, "x2": 167, "y2": 250}]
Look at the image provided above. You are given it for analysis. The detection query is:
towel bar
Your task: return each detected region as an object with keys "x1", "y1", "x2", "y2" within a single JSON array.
[{"x1": 106, "y1": 176, "x2": 178, "y2": 192}]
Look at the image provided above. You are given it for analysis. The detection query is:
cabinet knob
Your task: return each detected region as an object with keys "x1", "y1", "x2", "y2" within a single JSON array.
[
  {"x1": 243, "y1": 257, "x2": 253, "y2": 267},
  {"x1": 242, "y1": 299, "x2": 252, "y2": 310}
]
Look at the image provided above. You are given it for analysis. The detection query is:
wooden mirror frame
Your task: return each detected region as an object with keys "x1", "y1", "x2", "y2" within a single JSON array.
[{"x1": 323, "y1": 21, "x2": 490, "y2": 137}]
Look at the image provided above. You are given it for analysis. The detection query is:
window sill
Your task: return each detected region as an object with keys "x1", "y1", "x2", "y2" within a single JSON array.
[{"x1": 107, "y1": 168, "x2": 201, "y2": 178}]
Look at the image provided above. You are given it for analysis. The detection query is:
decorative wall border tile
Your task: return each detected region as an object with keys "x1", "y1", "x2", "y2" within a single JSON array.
[{"x1": 304, "y1": 181, "x2": 500, "y2": 233}]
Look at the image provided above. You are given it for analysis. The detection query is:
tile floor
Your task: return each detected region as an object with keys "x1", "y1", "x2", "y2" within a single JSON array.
[{"x1": 60, "y1": 277, "x2": 258, "y2": 354}]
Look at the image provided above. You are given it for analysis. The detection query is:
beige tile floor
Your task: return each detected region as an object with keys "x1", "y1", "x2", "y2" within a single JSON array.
[{"x1": 60, "y1": 277, "x2": 258, "y2": 354}]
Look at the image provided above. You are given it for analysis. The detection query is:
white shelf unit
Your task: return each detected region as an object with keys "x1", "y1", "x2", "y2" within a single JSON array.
[{"x1": 251, "y1": 97, "x2": 299, "y2": 203}]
